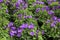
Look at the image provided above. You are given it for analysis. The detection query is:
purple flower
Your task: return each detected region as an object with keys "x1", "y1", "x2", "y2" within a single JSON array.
[
  {"x1": 8, "y1": 22, "x2": 14, "y2": 27},
  {"x1": 52, "y1": 6, "x2": 57, "y2": 10},
  {"x1": 36, "y1": 30, "x2": 39, "y2": 35},
  {"x1": 22, "y1": 3, "x2": 28, "y2": 9},
  {"x1": 24, "y1": 15, "x2": 32, "y2": 19},
  {"x1": 6, "y1": 9, "x2": 8, "y2": 13},
  {"x1": 24, "y1": 15, "x2": 28, "y2": 19},
  {"x1": 17, "y1": 29, "x2": 23, "y2": 33},
  {"x1": 39, "y1": 2, "x2": 44, "y2": 4},
  {"x1": 42, "y1": 6, "x2": 50, "y2": 11},
  {"x1": 47, "y1": 0, "x2": 56, "y2": 2},
  {"x1": 10, "y1": 32, "x2": 15, "y2": 37},
  {"x1": 41, "y1": 30, "x2": 45, "y2": 35},
  {"x1": 45, "y1": 6, "x2": 50, "y2": 11},
  {"x1": 0, "y1": 0, "x2": 3, "y2": 3},
  {"x1": 5, "y1": 0, "x2": 10, "y2": 5},
  {"x1": 30, "y1": 32, "x2": 34, "y2": 36},
  {"x1": 17, "y1": 0, "x2": 23, "y2": 5},
  {"x1": 20, "y1": 23, "x2": 28, "y2": 29},
  {"x1": 28, "y1": 23, "x2": 34, "y2": 29},
  {"x1": 57, "y1": 19, "x2": 60, "y2": 22},
  {"x1": 16, "y1": 33, "x2": 21, "y2": 37},
  {"x1": 52, "y1": 16, "x2": 57, "y2": 21},
  {"x1": 10, "y1": 27, "x2": 16, "y2": 30},
  {"x1": 36, "y1": 1, "x2": 44, "y2": 4},
  {"x1": 47, "y1": 1, "x2": 52, "y2": 4},
  {"x1": 48, "y1": 10, "x2": 54, "y2": 15},
  {"x1": 53, "y1": 0, "x2": 56, "y2": 2},
  {"x1": 28, "y1": 15, "x2": 32, "y2": 18},
  {"x1": 50, "y1": 22, "x2": 56, "y2": 27},
  {"x1": 18, "y1": 14, "x2": 22, "y2": 19},
  {"x1": 18, "y1": 0, "x2": 23, "y2": 2},
  {"x1": 46, "y1": 20, "x2": 50, "y2": 23},
  {"x1": 36, "y1": 30, "x2": 39, "y2": 33},
  {"x1": 41, "y1": 7, "x2": 45, "y2": 11},
  {"x1": 35, "y1": 8, "x2": 40, "y2": 13},
  {"x1": 9, "y1": 30, "x2": 17, "y2": 37},
  {"x1": 57, "y1": 6, "x2": 60, "y2": 9},
  {"x1": 36, "y1": 30, "x2": 39, "y2": 37},
  {"x1": 15, "y1": 2, "x2": 20, "y2": 9},
  {"x1": 11, "y1": 30, "x2": 17, "y2": 34}
]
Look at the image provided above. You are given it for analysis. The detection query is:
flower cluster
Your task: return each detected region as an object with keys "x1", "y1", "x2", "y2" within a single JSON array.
[
  {"x1": 7, "y1": 22, "x2": 35, "y2": 37},
  {"x1": 1, "y1": 0, "x2": 60, "y2": 40},
  {"x1": 15, "y1": 0, "x2": 28, "y2": 9}
]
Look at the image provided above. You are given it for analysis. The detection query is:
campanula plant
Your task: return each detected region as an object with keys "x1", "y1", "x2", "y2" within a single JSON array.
[{"x1": 0, "y1": 0, "x2": 60, "y2": 40}]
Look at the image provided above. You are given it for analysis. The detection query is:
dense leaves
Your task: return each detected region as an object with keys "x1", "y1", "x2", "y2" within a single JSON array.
[{"x1": 0, "y1": 0, "x2": 60, "y2": 40}]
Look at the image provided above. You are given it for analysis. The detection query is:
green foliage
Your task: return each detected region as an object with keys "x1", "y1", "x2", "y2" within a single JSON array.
[
  {"x1": 0, "y1": 0, "x2": 60, "y2": 40},
  {"x1": 50, "y1": 2, "x2": 59, "y2": 6}
]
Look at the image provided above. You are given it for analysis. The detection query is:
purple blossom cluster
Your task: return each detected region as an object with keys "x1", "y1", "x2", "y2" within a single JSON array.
[
  {"x1": 33, "y1": 0, "x2": 60, "y2": 28},
  {"x1": 6, "y1": 22, "x2": 35, "y2": 37},
  {"x1": 17, "y1": 14, "x2": 32, "y2": 20},
  {"x1": 1, "y1": 0, "x2": 60, "y2": 39},
  {"x1": 46, "y1": 10, "x2": 60, "y2": 27},
  {"x1": 0, "y1": 0, "x2": 3, "y2": 3},
  {"x1": 15, "y1": 0, "x2": 28, "y2": 9}
]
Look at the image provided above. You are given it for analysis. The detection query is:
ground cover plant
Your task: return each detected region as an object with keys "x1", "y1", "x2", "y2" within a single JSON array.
[{"x1": 0, "y1": 0, "x2": 60, "y2": 40}]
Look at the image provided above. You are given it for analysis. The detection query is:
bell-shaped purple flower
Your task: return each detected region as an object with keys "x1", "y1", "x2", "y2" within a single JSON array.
[
  {"x1": 16, "y1": 33, "x2": 21, "y2": 37},
  {"x1": 45, "y1": 6, "x2": 50, "y2": 11},
  {"x1": 52, "y1": 16, "x2": 57, "y2": 21},
  {"x1": 41, "y1": 7, "x2": 45, "y2": 11},
  {"x1": 50, "y1": 22, "x2": 56, "y2": 27},
  {"x1": 17, "y1": 28, "x2": 23, "y2": 33},
  {"x1": 0, "y1": 0, "x2": 3, "y2": 3},
  {"x1": 10, "y1": 27, "x2": 16, "y2": 30},
  {"x1": 28, "y1": 15, "x2": 32, "y2": 18},
  {"x1": 47, "y1": 1, "x2": 52, "y2": 4},
  {"x1": 30, "y1": 32, "x2": 34, "y2": 36},
  {"x1": 22, "y1": 3, "x2": 28, "y2": 9},
  {"x1": 42, "y1": 6, "x2": 50, "y2": 11},
  {"x1": 18, "y1": 14, "x2": 22, "y2": 19},
  {"x1": 52, "y1": 6, "x2": 57, "y2": 10},
  {"x1": 48, "y1": 10, "x2": 54, "y2": 15},
  {"x1": 39, "y1": 2, "x2": 44, "y2": 4},
  {"x1": 36, "y1": 1, "x2": 44, "y2": 4},
  {"x1": 36, "y1": 30, "x2": 39, "y2": 33},
  {"x1": 28, "y1": 23, "x2": 34, "y2": 29},
  {"x1": 36, "y1": 30, "x2": 39, "y2": 37},
  {"x1": 35, "y1": 8, "x2": 40, "y2": 13},
  {"x1": 18, "y1": 0, "x2": 23, "y2": 3},
  {"x1": 46, "y1": 20, "x2": 50, "y2": 23},
  {"x1": 47, "y1": 0, "x2": 56, "y2": 2},
  {"x1": 24, "y1": 15, "x2": 28, "y2": 19},
  {"x1": 8, "y1": 22, "x2": 14, "y2": 27},
  {"x1": 10, "y1": 32, "x2": 15, "y2": 37},
  {"x1": 15, "y1": 2, "x2": 20, "y2": 9},
  {"x1": 57, "y1": 19, "x2": 60, "y2": 22},
  {"x1": 9, "y1": 30, "x2": 17, "y2": 37},
  {"x1": 57, "y1": 6, "x2": 60, "y2": 9},
  {"x1": 24, "y1": 15, "x2": 32, "y2": 19},
  {"x1": 41, "y1": 30, "x2": 45, "y2": 35},
  {"x1": 6, "y1": 9, "x2": 8, "y2": 13},
  {"x1": 20, "y1": 23, "x2": 28, "y2": 29}
]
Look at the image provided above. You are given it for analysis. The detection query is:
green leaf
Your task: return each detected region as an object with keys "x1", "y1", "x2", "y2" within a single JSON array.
[
  {"x1": 38, "y1": 32, "x2": 43, "y2": 40},
  {"x1": 1, "y1": 37, "x2": 6, "y2": 40},
  {"x1": 50, "y1": 2, "x2": 59, "y2": 6}
]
